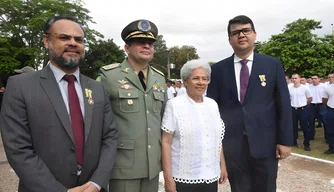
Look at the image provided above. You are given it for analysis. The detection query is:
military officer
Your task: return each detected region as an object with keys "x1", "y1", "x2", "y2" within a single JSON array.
[{"x1": 98, "y1": 19, "x2": 167, "y2": 192}]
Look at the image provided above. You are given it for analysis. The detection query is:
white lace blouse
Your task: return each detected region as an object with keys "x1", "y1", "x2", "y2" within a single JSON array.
[{"x1": 161, "y1": 94, "x2": 225, "y2": 184}]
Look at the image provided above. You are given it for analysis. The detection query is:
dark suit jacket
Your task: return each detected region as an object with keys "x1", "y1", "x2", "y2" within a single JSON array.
[
  {"x1": 207, "y1": 53, "x2": 293, "y2": 159},
  {"x1": 0, "y1": 66, "x2": 118, "y2": 192}
]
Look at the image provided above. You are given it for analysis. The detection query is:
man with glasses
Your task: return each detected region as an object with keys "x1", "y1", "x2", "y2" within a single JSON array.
[
  {"x1": 0, "y1": 15, "x2": 118, "y2": 191},
  {"x1": 207, "y1": 15, "x2": 292, "y2": 192},
  {"x1": 323, "y1": 74, "x2": 334, "y2": 154},
  {"x1": 98, "y1": 20, "x2": 167, "y2": 192}
]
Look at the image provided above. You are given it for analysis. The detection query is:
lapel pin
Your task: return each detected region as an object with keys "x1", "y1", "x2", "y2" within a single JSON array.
[{"x1": 85, "y1": 88, "x2": 94, "y2": 105}]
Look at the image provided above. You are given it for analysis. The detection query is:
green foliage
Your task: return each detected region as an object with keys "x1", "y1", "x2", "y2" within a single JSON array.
[
  {"x1": 150, "y1": 35, "x2": 200, "y2": 79},
  {"x1": 0, "y1": 0, "x2": 103, "y2": 76},
  {"x1": 82, "y1": 39, "x2": 126, "y2": 79},
  {"x1": 257, "y1": 19, "x2": 334, "y2": 77}
]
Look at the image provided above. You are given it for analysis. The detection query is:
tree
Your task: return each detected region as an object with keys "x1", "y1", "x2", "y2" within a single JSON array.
[
  {"x1": 150, "y1": 35, "x2": 200, "y2": 79},
  {"x1": 256, "y1": 19, "x2": 334, "y2": 77},
  {"x1": 82, "y1": 39, "x2": 126, "y2": 79},
  {"x1": 0, "y1": 0, "x2": 103, "y2": 77},
  {"x1": 168, "y1": 45, "x2": 200, "y2": 78}
]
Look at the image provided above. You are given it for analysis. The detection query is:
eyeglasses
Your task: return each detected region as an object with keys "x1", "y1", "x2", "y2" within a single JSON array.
[
  {"x1": 46, "y1": 33, "x2": 86, "y2": 44},
  {"x1": 230, "y1": 28, "x2": 253, "y2": 37},
  {"x1": 190, "y1": 77, "x2": 210, "y2": 84}
]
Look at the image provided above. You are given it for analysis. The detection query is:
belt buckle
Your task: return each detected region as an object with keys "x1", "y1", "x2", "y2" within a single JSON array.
[{"x1": 294, "y1": 107, "x2": 298, "y2": 110}]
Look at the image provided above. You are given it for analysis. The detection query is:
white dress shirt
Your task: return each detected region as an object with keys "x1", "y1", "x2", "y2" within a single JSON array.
[
  {"x1": 309, "y1": 83, "x2": 326, "y2": 104},
  {"x1": 234, "y1": 53, "x2": 254, "y2": 101},
  {"x1": 167, "y1": 86, "x2": 176, "y2": 99},
  {"x1": 289, "y1": 84, "x2": 312, "y2": 107},
  {"x1": 161, "y1": 94, "x2": 225, "y2": 184},
  {"x1": 323, "y1": 84, "x2": 334, "y2": 108},
  {"x1": 176, "y1": 87, "x2": 186, "y2": 96}
]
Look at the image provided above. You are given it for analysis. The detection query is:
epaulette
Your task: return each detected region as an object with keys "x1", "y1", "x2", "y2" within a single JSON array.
[
  {"x1": 151, "y1": 66, "x2": 165, "y2": 76},
  {"x1": 101, "y1": 63, "x2": 120, "y2": 71}
]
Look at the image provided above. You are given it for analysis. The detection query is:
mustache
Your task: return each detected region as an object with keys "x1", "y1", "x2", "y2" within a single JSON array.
[{"x1": 63, "y1": 48, "x2": 80, "y2": 54}]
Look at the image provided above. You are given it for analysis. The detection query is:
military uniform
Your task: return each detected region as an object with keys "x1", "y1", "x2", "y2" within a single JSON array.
[{"x1": 99, "y1": 19, "x2": 166, "y2": 192}]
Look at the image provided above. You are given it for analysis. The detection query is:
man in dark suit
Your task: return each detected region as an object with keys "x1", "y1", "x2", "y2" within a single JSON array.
[
  {"x1": 0, "y1": 15, "x2": 118, "y2": 192},
  {"x1": 207, "y1": 15, "x2": 293, "y2": 192}
]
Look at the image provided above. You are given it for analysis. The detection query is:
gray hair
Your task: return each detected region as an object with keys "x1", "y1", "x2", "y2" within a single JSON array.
[{"x1": 180, "y1": 61, "x2": 211, "y2": 82}]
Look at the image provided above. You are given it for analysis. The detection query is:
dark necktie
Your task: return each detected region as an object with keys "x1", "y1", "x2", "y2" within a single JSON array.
[
  {"x1": 138, "y1": 71, "x2": 146, "y2": 90},
  {"x1": 240, "y1": 59, "x2": 249, "y2": 103},
  {"x1": 63, "y1": 74, "x2": 84, "y2": 165}
]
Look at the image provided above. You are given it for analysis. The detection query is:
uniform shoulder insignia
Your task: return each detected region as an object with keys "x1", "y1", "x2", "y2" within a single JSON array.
[
  {"x1": 151, "y1": 66, "x2": 165, "y2": 76},
  {"x1": 101, "y1": 63, "x2": 120, "y2": 71}
]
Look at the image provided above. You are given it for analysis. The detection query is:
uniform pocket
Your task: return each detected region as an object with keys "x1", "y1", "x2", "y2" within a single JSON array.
[
  {"x1": 153, "y1": 91, "x2": 164, "y2": 113},
  {"x1": 118, "y1": 89, "x2": 139, "y2": 113},
  {"x1": 114, "y1": 139, "x2": 135, "y2": 168}
]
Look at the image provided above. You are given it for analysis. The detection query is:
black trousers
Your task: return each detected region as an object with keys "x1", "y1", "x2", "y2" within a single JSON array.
[
  {"x1": 226, "y1": 135, "x2": 278, "y2": 192},
  {"x1": 175, "y1": 181, "x2": 217, "y2": 192}
]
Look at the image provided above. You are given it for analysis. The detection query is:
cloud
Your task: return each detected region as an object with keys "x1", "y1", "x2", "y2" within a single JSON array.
[{"x1": 84, "y1": 0, "x2": 334, "y2": 63}]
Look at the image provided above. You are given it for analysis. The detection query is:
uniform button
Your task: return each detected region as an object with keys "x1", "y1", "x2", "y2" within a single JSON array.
[
  {"x1": 158, "y1": 96, "x2": 161, "y2": 99},
  {"x1": 148, "y1": 127, "x2": 151, "y2": 131},
  {"x1": 145, "y1": 94, "x2": 148, "y2": 97},
  {"x1": 146, "y1": 110, "x2": 150, "y2": 114},
  {"x1": 148, "y1": 145, "x2": 152, "y2": 149},
  {"x1": 128, "y1": 93, "x2": 131, "y2": 96},
  {"x1": 119, "y1": 144, "x2": 124, "y2": 147}
]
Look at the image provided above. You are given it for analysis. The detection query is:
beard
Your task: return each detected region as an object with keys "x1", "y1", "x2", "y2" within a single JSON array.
[{"x1": 49, "y1": 47, "x2": 84, "y2": 70}]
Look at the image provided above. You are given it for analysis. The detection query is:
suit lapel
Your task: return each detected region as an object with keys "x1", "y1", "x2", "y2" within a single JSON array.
[
  {"x1": 227, "y1": 55, "x2": 238, "y2": 100},
  {"x1": 121, "y1": 60, "x2": 145, "y2": 93},
  {"x1": 40, "y1": 66, "x2": 74, "y2": 143},
  {"x1": 80, "y1": 75, "x2": 93, "y2": 143}
]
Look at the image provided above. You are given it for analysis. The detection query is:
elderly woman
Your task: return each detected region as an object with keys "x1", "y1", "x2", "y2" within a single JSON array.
[{"x1": 161, "y1": 62, "x2": 228, "y2": 192}]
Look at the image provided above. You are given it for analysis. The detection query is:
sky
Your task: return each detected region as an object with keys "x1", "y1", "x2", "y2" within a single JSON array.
[{"x1": 84, "y1": 0, "x2": 334, "y2": 64}]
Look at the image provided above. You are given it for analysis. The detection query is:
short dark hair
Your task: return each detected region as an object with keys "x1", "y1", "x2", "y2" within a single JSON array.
[
  {"x1": 167, "y1": 80, "x2": 173, "y2": 84},
  {"x1": 43, "y1": 15, "x2": 86, "y2": 37},
  {"x1": 227, "y1": 15, "x2": 256, "y2": 37},
  {"x1": 312, "y1": 74, "x2": 320, "y2": 78}
]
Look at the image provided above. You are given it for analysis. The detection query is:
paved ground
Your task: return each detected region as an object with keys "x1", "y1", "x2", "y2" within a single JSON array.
[{"x1": 1, "y1": 134, "x2": 334, "y2": 192}]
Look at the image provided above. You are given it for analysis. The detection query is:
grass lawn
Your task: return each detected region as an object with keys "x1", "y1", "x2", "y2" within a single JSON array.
[{"x1": 293, "y1": 125, "x2": 334, "y2": 161}]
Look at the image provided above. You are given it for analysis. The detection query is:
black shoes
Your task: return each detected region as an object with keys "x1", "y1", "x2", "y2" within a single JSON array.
[
  {"x1": 324, "y1": 149, "x2": 334, "y2": 155},
  {"x1": 304, "y1": 146, "x2": 311, "y2": 151}
]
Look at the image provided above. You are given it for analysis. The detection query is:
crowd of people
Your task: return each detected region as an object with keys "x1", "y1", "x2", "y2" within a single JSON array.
[
  {"x1": 286, "y1": 73, "x2": 334, "y2": 154},
  {"x1": 0, "y1": 13, "x2": 320, "y2": 192}
]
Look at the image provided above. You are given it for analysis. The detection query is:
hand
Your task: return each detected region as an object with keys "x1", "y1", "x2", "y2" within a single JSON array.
[
  {"x1": 276, "y1": 144, "x2": 291, "y2": 160},
  {"x1": 164, "y1": 177, "x2": 176, "y2": 192},
  {"x1": 83, "y1": 184, "x2": 99, "y2": 192},
  {"x1": 219, "y1": 166, "x2": 228, "y2": 184},
  {"x1": 68, "y1": 182, "x2": 91, "y2": 192}
]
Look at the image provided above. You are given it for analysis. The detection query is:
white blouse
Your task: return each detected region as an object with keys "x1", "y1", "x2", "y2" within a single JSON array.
[{"x1": 161, "y1": 94, "x2": 225, "y2": 184}]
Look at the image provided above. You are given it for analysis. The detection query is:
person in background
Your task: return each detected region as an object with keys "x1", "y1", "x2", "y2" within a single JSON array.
[
  {"x1": 323, "y1": 73, "x2": 334, "y2": 154},
  {"x1": 207, "y1": 15, "x2": 293, "y2": 192},
  {"x1": 0, "y1": 15, "x2": 118, "y2": 192},
  {"x1": 167, "y1": 80, "x2": 176, "y2": 99},
  {"x1": 175, "y1": 80, "x2": 186, "y2": 97},
  {"x1": 308, "y1": 75, "x2": 327, "y2": 140},
  {"x1": 289, "y1": 74, "x2": 312, "y2": 151},
  {"x1": 162, "y1": 62, "x2": 228, "y2": 192}
]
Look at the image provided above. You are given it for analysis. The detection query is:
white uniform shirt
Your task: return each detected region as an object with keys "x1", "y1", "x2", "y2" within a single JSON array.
[
  {"x1": 167, "y1": 86, "x2": 176, "y2": 99},
  {"x1": 234, "y1": 53, "x2": 254, "y2": 101},
  {"x1": 161, "y1": 94, "x2": 225, "y2": 184},
  {"x1": 323, "y1": 84, "x2": 334, "y2": 108},
  {"x1": 309, "y1": 83, "x2": 327, "y2": 104},
  {"x1": 176, "y1": 87, "x2": 186, "y2": 97},
  {"x1": 288, "y1": 84, "x2": 312, "y2": 107}
]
